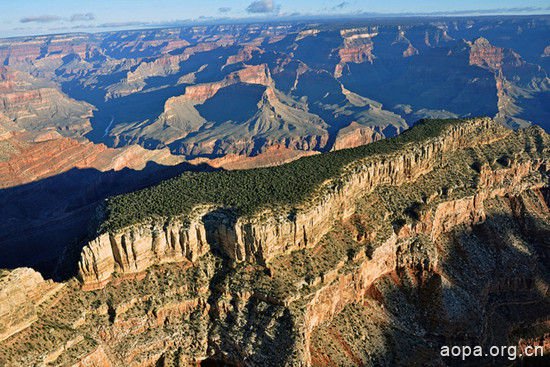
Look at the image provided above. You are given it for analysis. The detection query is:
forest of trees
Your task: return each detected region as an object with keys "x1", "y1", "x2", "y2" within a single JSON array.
[{"x1": 101, "y1": 118, "x2": 466, "y2": 232}]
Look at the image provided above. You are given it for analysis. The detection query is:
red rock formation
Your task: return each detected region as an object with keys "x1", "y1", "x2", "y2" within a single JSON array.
[
  {"x1": 0, "y1": 132, "x2": 185, "y2": 189},
  {"x1": 77, "y1": 118, "x2": 511, "y2": 290},
  {"x1": 162, "y1": 39, "x2": 190, "y2": 53},
  {"x1": 0, "y1": 268, "x2": 63, "y2": 342},
  {"x1": 182, "y1": 64, "x2": 271, "y2": 103},
  {"x1": 338, "y1": 44, "x2": 375, "y2": 64},
  {"x1": 190, "y1": 144, "x2": 318, "y2": 170},
  {"x1": 225, "y1": 45, "x2": 262, "y2": 66},
  {"x1": 334, "y1": 28, "x2": 377, "y2": 77},
  {"x1": 332, "y1": 122, "x2": 383, "y2": 151},
  {"x1": 469, "y1": 37, "x2": 505, "y2": 70},
  {"x1": 1, "y1": 118, "x2": 547, "y2": 367},
  {"x1": 0, "y1": 66, "x2": 94, "y2": 135},
  {"x1": 0, "y1": 35, "x2": 90, "y2": 65}
]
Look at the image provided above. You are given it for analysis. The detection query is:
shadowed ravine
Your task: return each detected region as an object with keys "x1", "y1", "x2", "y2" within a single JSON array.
[{"x1": 0, "y1": 161, "x2": 219, "y2": 279}]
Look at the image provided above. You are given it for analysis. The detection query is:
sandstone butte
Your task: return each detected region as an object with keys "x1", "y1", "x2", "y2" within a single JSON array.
[{"x1": 0, "y1": 117, "x2": 549, "y2": 366}]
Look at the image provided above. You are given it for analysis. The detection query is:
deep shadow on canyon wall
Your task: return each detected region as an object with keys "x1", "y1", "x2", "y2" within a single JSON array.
[{"x1": 0, "y1": 161, "x2": 218, "y2": 280}]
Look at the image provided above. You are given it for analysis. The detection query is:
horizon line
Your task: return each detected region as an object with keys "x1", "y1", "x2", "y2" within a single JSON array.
[{"x1": 2, "y1": 11, "x2": 549, "y2": 40}]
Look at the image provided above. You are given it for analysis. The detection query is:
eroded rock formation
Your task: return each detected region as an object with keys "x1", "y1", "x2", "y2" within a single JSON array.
[
  {"x1": 1, "y1": 118, "x2": 548, "y2": 366},
  {"x1": 0, "y1": 268, "x2": 63, "y2": 342},
  {"x1": 77, "y1": 118, "x2": 510, "y2": 289},
  {"x1": 0, "y1": 132, "x2": 185, "y2": 188}
]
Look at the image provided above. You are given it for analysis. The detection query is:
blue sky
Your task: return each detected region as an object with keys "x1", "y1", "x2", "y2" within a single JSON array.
[{"x1": 1, "y1": 0, "x2": 549, "y2": 37}]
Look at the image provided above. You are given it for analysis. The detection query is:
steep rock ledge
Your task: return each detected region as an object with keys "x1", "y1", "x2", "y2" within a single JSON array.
[
  {"x1": 0, "y1": 268, "x2": 63, "y2": 341},
  {"x1": 298, "y1": 161, "x2": 547, "y2": 365},
  {"x1": 78, "y1": 118, "x2": 510, "y2": 290},
  {"x1": 78, "y1": 206, "x2": 213, "y2": 290},
  {"x1": 2, "y1": 121, "x2": 548, "y2": 366}
]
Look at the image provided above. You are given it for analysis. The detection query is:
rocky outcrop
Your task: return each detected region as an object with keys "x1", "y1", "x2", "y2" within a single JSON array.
[
  {"x1": 172, "y1": 128, "x2": 329, "y2": 158},
  {"x1": 0, "y1": 132, "x2": 185, "y2": 189},
  {"x1": 139, "y1": 72, "x2": 330, "y2": 158},
  {"x1": 309, "y1": 188, "x2": 549, "y2": 366},
  {"x1": 225, "y1": 45, "x2": 262, "y2": 67},
  {"x1": 469, "y1": 37, "x2": 550, "y2": 128},
  {"x1": 190, "y1": 144, "x2": 318, "y2": 170},
  {"x1": 0, "y1": 87, "x2": 92, "y2": 131},
  {"x1": 1, "y1": 17, "x2": 550, "y2": 365},
  {"x1": 335, "y1": 28, "x2": 377, "y2": 77},
  {"x1": 78, "y1": 207, "x2": 213, "y2": 290},
  {"x1": 0, "y1": 268, "x2": 63, "y2": 341},
  {"x1": 332, "y1": 122, "x2": 383, "y2": 150},
  {"x1": 200, "y1": 119, "x2": 508, "y2": 262},
  {"x1": 469, "y1": 37, "x2": 505, "y2": 70},
  {"x1": 294, "y1": 160, "x2": 548, "y2": 365},
  {"x1": 78, "y1": 118, "x2": 511, "y2": 289},
  {"x1": 0, "y1": 35, "x2": 89, "y2": 65},
  {"x1": 2, "y1": 118, "x2": 548, "y2": 367},
  {"x1": 0, "y1": 67, "x2": 94, "y2": 136},
  {"x1": 106, "y1": 54, "x2": 188, "y2": 99},
  {"x1": 397, "y1": 160, "x2": 546, "y2": 241},
  {"x1": 182, "y1": 64, "x2": 271, "y2": 103}
]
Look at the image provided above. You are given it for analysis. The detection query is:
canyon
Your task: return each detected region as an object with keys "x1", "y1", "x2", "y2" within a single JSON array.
[
  {"x1": 1, "y1": 16, "x2": 549, "y2": 276},
  {"x1": 0, "y1": 14, "x2": 549, "y2": 367},
  {"x1": 1, "y1": 117, "x2": 548, "y2": 366},
  {"x1": 1, "y1": 17, "x2": 548, "y2": 160}
]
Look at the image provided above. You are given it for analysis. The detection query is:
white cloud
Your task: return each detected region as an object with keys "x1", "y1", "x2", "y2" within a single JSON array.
[{"x1": 246, "y1": 0, "x2": 276, "y2": 14}]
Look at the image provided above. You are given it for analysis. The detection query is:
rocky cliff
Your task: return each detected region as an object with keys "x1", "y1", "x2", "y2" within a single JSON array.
[
  {"x1": 0, "y1": 268, "x2": 63, "y2": 342},
  {"x1": 0, "y1": 66, "x2": 94, "y2": 137},
  {"x1": 1, "y1": 118, "x2": 548, "y2": 366},
  {"x1": 180, "y1": 64, "x2": 272, "y2": 104},
  {"x1": 469, "y1": 37, "x2": 550, "y2": 128},
  {"x1": 334, "y1": 28, "x2": 376, "y2": 78},
  {"x1": 1, "y1": 17, "x2": 549, "y2": 161},
  {"x1": 77, "y1": 118, "x2": 510, "y2": 290},
  {"x1": 0, "y1": 131, "x2": 185, "y2": 189}
]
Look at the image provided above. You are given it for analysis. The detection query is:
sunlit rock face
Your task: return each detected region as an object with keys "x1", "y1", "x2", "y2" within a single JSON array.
[
  {"x1": 1, "y1": 17, "x2": 548, "y2": 158},
  {"x1": 1, "y1": 15, "x2": 550, "y2": 367},
  {"x1": 0, "y1": 118, "x2": 535, "y2": 366},
  {"x1": 1, "y1": 18, "x2": 548, "y2": 274}
]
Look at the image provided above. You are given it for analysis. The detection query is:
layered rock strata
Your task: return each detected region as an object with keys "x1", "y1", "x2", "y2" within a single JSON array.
[
  {"x1": 1, "y1": 118, "x2": 548, "y2": 366},
  {"x1": 78, "y1": 118, "x2": 509, "y2": 289},
  {"x1": 0, "y1": 268, "x2": 63, "y2": 342}
]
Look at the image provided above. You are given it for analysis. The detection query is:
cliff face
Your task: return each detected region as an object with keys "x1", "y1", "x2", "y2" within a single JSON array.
[
  {"x1": 469, "y1": 37, "x2": 505, "y2": 70},
  {"x1": 0, "y1": 132, "x2": 185, "y2": 189},
  {"x1": 1, "y1": 118, "x2": 548, "y2": 367},
  {"x1": 78, "y1": 118, "x2": 509, "y2": 289},
  {"x1": 334, "y1": 28, "x2": 376, "y2": 78},
  {"x1": 309, "y1": 191, "x2": 549, "y2": 366},
  {"x1": 130, "y1": 70, "x2": 331, "y2": 158},
  {"x1": 0, "y1": 66, "x2": 94, "y2": 137},
  {"x1": 331, "y1": 122, "x2": 383, "y2": 150},
  {"x1": 78, "y1": 207, "x2": 212, "y2": 290},
  {"x1": 469, "y1": 37, "x2": 550, "y2": 128},
  {"x1": 0, "y1": 268, "x2": 63, "y2": 342},
  {"x1": 179, "y1": 64, "x2": 272, "y2": 104},
  {"x1": 1, "y1": 17, "x2": 548, "y2": 162}
]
